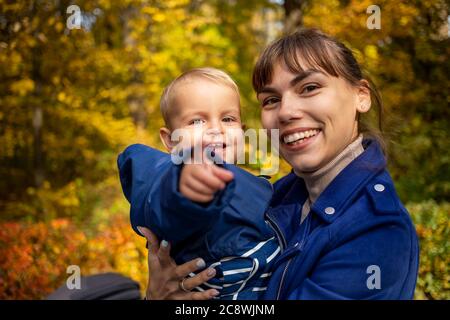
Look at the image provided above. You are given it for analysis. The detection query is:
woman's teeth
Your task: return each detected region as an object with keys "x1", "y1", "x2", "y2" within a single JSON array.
[{"x1": 283, "y1": 129, "x2": 320, "y2": 144}]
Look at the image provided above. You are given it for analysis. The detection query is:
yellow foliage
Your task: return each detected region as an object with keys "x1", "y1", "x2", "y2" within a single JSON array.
[
  {"x1": 0, "y1": 0, "x2": 447, "y2": 300},
  {"x1": 10, "y1": 78, "x2": 35, "y2": 96}
]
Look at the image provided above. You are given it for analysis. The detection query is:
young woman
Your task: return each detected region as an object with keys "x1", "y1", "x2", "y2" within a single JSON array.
[{"x1": 138, "y1": 29, "x2": 419, "y2": 300}]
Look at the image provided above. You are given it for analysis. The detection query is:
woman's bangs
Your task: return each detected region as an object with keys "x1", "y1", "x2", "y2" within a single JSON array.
[{"x1": 282, "y1": 38, "x2": 341, "y2": 78}]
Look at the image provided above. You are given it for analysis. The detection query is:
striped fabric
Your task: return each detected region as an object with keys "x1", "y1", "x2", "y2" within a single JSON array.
[{"x1": 188, "y1": 236, "x2": 281, "y2": 300}]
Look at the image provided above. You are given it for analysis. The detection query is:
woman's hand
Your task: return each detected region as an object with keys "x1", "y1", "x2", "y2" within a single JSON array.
[{"x1": 137, "y1": 226, "x2": 219, "y2": 300}]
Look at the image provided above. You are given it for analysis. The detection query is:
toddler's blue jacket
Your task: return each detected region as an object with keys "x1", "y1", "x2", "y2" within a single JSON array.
[{"x1": 117, "y1": 144, "x2": 276, "y2": 265}]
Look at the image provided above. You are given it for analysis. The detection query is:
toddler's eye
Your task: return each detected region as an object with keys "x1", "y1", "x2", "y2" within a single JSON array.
[
  {"x1": 222, "y1": 116, "x2": 236, "y2": 123},
  {"x1": 190, "y1": 119, "x2": 205, "y2": 126}
]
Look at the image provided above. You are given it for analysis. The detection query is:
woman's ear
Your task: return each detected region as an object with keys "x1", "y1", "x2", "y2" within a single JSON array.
[
  {"x1": 241, "y1": 123, "x2": 247, "y2": 131},
  {"x1": 159, "y1": 127, "x2": 174, "y2": 152},
  {"x1": 356, "y1": 80, "x2": 371, "y2": 114}
]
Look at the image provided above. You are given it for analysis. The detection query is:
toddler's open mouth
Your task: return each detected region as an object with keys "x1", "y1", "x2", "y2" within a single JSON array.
[{"x1": 203, "y1": 142, "x2": 227, "y2": 162}]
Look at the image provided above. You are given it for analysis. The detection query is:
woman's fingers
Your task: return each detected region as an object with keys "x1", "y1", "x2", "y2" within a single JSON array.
[
  {"x1": 137, "y1": 226, "x2": 159, "y2": 254},
  {"x1": 157, "y1": 239, "x2": 172, "y2": 267},
  {"x1": 190, "y1": 289, "x2": 220, "y2": 300},
  {"x1": 174, "y1": 258, "x2": 207, "y2": 279},
  {"x1": 181, "y1": 267, "x2": 217, "y2": 291},
  {"x1": 171, "y1": 288, "x2": 219, "y2": 300}
]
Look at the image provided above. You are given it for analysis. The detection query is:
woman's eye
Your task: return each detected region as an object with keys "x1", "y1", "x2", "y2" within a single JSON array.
[
  {"x1": 262, "y1": 97, "x2": 279, "y2": 107},
  {"x1": 190, "y1": 119, "x2": 205, "y2": 126},
  {"x1": 302, "y1": 84, "x2": 320, "y2": 94}
]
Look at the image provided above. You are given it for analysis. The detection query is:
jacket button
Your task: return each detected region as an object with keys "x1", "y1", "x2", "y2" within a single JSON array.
[
  {"x1": 324, "y1": 207, "x2": 335, "y2": 215},
  {"x1": 374, "y1": 184, "x2": 385, "y2": 192}
]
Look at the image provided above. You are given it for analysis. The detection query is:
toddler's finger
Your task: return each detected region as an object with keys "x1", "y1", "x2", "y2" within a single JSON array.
[
  {"x1": 180, "y1": 182, "x2": 214, "y2": 202},
  {"x1": 211, "y1": 165, "x2": 234, "y2": 183},
  {"x1": 185, "y1": 175, "x2": 217, "y2": 195},
  {"x1": 192, "y1": 167, "x2": 226, "y2": 190}
]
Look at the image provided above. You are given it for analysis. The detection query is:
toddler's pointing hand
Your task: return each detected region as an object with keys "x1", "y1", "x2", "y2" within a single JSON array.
[{"x1": 179, "y1": 162, "x2": 234, "y2": 203}]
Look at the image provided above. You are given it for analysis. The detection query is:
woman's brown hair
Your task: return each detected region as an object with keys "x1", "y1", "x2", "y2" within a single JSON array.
[{"x1": 252, "y1": 28, "x2": 386, "y2": 153}]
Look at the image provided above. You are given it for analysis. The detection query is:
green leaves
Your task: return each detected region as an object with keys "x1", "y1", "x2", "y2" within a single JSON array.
[{"x1": 408, "y1": 201, "x2": 450, "y2": 300}]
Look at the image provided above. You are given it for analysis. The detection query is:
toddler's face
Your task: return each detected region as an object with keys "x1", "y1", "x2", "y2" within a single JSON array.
[{"x1": 161, "y1": 78, "x2": 244, "y2": 164}]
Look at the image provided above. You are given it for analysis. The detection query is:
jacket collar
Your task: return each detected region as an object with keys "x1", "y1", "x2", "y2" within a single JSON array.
[
  {"x1": 310, "y1": 139, "x2": 386, "y2": 224},
  {"x1": 268, "y1": 139, "x2": 386, "y2": 229}
]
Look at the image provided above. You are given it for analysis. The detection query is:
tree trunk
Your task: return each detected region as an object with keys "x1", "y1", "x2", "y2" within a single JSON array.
[
  {"x1": 31, "y1": 1, "x2": 44, "y2": 188},
  {"x1": 122, "y1": 6, "x2": 148, "y2": 132},
  {"x1": 32, "y1": 103, "x2": 44, "y2": 188},
  {"x1": 283, "y1": 0, "x2": 306, "y2": 34}
]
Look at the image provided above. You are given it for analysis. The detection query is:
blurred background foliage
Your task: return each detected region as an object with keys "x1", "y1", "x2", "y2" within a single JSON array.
[{"x1": 0, "y1": 0, "x2": 448, "y2": 299}]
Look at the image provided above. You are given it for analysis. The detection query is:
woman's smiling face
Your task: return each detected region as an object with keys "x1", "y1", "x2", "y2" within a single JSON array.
[{"x1": 258, "y1": 60, "x2": 370, "y2": 174}]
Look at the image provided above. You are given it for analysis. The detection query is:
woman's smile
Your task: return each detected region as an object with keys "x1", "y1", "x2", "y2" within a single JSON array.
[{"x1": 280, "y1": 127, "x2": 322, "y2": 152}]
